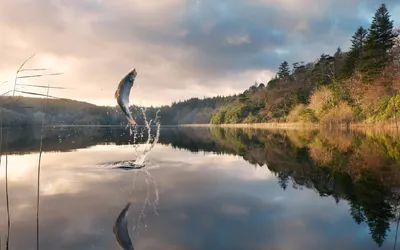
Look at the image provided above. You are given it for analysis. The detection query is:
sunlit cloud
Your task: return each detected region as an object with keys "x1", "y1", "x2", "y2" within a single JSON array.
[{"x1": 0, "y1": 0, "x2": 399, "y2": 106}]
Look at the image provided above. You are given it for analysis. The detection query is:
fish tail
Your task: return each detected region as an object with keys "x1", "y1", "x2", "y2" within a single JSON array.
[{"x1": 127, "y1": 117, "x2": 136, "y2": 125}]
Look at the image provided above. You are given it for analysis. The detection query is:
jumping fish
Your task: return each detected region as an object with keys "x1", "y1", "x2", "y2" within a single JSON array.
[
  {"x1": 113, "y1": 201, "x2": 134, "y2": 250},
  {"x1": 115, "y1": 69, "x2": 138, "y2": 125}
]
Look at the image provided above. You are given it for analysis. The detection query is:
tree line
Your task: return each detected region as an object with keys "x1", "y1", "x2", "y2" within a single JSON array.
[
  {"x1": 0, "y1": 94, "x2": 234, "y2": 126},
  {"x1": 211, "y1": 3, "x2": 400, "y2": 126}
]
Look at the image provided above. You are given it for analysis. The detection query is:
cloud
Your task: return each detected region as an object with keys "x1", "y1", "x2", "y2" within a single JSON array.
[{"x1": 0, "y1": 0, "x2": 399, "y2": 106}]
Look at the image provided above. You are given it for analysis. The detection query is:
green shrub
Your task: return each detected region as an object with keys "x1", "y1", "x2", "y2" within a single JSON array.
[
  {"x1": 287, "y1": 104, "x2": 306, "y2": 122},
  {"x1": 210, "y1": 110, "x2": 226, "y2": 124},
  {"x1": 298, "y1": 109, "x2": 318, "y2": 123}
]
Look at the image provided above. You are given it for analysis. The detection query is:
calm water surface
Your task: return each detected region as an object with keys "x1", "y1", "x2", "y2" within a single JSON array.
[{"x1": 0, "y1": 126, "x2": 400, "y2": 250}]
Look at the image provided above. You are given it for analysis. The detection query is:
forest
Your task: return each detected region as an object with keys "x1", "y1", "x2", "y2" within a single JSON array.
[
  {"x1": 210, "y1": 3, "x2": 400, "y2": 126},
  {"x1": 0, "y1": 3, "x2": 399, "y2": 127},
  {"x1": 0, "y1": 95, "x2": 234, "y2": 126}
]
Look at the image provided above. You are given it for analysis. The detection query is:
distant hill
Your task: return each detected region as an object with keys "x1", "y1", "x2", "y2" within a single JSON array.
[
  {"x1": 0, "y1": 96, "x2": 120, "y2": 126},
  {"x1": 0, "y1": 95, "x2": 235, "y2": 126}
]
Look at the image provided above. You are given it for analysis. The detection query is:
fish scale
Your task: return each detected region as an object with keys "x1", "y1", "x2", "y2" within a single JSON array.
[{"x1": 115, "y1": 69, "x2": 137, "y2": 125}]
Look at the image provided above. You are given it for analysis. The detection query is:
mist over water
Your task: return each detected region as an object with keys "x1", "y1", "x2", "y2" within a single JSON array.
[{"x1": 0, "y1": 126, "x2": 399, "y2": 249}]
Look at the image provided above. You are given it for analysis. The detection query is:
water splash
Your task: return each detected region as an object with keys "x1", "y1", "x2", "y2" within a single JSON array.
[
  {"x1": 134, "y1": 108, "x2": 161, "y2": 166},
  {"x1": 130, "y1": 167, "x2": 159, "y2": 234},
  {"x1": 105, "y1": 108, "x2": 161, "y2": 169},
  {"x1": 109, "y1": 103, "x2": 162, "y2": 240}
]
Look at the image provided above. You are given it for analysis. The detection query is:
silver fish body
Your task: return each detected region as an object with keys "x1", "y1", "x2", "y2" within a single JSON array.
[
  {"x1": 113, "y1": 202, "x2": 134, "y2": 250},
  {"x1": 115, "y1": 69, "x2": 137, "y2": 125}
]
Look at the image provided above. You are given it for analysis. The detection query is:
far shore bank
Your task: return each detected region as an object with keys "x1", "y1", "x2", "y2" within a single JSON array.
[
  {"x1": 0, "y1": 123, "x2": 398, "y2": 134},
  {"x1": 179, "y1": 122, "x2": 400, "y2": 132}
]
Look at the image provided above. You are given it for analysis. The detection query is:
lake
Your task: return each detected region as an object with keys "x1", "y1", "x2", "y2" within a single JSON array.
[{"x1": 0, "y1": 126, "x2": 400, "y2": 250}]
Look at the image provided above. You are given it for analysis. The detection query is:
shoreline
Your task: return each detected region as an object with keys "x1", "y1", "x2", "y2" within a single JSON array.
[
  {"x1": 179, "y1": 122, "x2": 400, "y2": 131},
  {"x1": 0, "y1": 123, "x2": 398, "y2": 132}
]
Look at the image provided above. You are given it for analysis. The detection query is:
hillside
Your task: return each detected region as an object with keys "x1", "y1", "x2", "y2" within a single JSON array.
[
  {"x1": 0, "y1": 95, "x2": 234, "y2": 126},
  {"x1": 210, "y1": 3, "x2": 400, "y2": 126},
  {"x1": 0, "y1": 96, "x2": 121, "y2": 126}
]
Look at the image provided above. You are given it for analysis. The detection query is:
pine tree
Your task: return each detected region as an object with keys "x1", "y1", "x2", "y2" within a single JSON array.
[
  {"x1": 277, "y1": 61, "x2": 290, "y2": 80},
  {"x1": 311, "y1": 54, "x2": 335, "y2": 86},
  {"x1": 341, "y1": 26, "x2": 368, "y2": 78},
  {"x1": 358, "y1": 3, "x2": 397, "y2": 82},
  {"x1": 334, "y1": 47, "x2": 345, "y2": 77},
  {"x1": 351, "y1": 26, "x2": 368, "y2": 52}
]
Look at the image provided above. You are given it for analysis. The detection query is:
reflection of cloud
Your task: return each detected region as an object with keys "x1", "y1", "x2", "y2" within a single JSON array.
[
  {"x1": 0, "y1": 143, "x2": 397, "y2": 249},
  {"x1": 153, "y1": 150, "x2": 275, "y2": 181},
  {"x1": 0, "y1": 154, "x2": 39, "y2": 181},
  {"x1": 1, "y1": 145, "x2": 140, "y2": 196}
]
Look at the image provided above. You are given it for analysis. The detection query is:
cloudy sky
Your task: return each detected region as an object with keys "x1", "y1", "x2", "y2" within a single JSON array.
[{"x1": 1, "y1": 0, "x2": 400, "y2": 107}]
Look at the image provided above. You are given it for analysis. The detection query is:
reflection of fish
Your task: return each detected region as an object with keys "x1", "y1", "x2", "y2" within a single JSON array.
[
  {"x1": 114, "y1": 164, "x2": 145, "y2": 170},
  {"x1": 113, "y1": 202, "x2": 134, "y2": 250},
  {"x1": 115, "y1": 69, "x2": 137, "y2": 125}
]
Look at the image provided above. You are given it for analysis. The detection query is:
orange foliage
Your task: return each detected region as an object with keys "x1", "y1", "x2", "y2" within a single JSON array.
[
  {"x1": 319, "y1": 102, "x2": 354, "y2": 126},
  {"x1": 308, "y1": 86, "x2": 333, "y2": 112}
]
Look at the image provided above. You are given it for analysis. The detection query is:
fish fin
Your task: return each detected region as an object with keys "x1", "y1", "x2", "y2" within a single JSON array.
[
  {"x1": 114, "y1": 90, "x2": 118, "y2": 99},
  {"x1": 127, "y1": 117, "x2": 136, "y2": 125}
]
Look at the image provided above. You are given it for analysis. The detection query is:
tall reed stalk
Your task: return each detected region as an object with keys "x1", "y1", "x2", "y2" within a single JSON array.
[
  {"x1": 36, "y1": 82, "x2": 50, "y2": 250},
  {"x1": 0, "y1": 106, "x2": 2, "y2": 250},
  {"x1": 0, "y1": 54, "x2": 62, "y2": 250},
  {"x1": 5, "y1": 130, "x2": 9, "y2": 250}
]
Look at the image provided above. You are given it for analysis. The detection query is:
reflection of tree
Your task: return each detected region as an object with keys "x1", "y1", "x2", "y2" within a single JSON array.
[
  {"x1": 277, "y1": 173, "x2": 290, "y2": 190},
  {"x1": 158, "y1": 127, "x2": 400, "y2": 247},
  {"x1": 0, "y1": 126, "x2": 156, "y2": 155},
  {"x1": 355, "y1": 170, "x2": 394, "y2": 247},
  {"x1": 350, "y1": 201, "x2": 365, "y2": 225}
]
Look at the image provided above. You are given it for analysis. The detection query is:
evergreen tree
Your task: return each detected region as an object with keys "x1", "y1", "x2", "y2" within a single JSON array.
[
  {"x1": 311, "y1": 54, "x2": 335, "y2": 86},
  {"x1": 358, "y1": 4, "x2": 397, "y2": 82},
  {"x1": 277, "y1": 61, "x2": 290, "y2": 80},
  {"x1": 333, "y1": 47, "x2": 345, "y2": 77},
  {"x1": 341, "y1": 26, "x2": 367, "y2": 78},
  {"x1": 267, "y1": 75, "x2": 279, "y2": 89},
  {"x1": 351, "y1": 26, "x2": 368, "y2": 52},
  {"x1": 292, "y1": 61, "x2": 305, "y2": 74}
]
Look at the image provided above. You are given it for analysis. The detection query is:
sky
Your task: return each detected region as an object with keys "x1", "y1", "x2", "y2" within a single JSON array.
[{"x1": 1, "y1": 0, "x2": 400, "y2": 107}]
